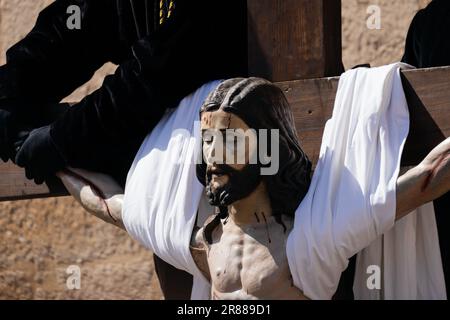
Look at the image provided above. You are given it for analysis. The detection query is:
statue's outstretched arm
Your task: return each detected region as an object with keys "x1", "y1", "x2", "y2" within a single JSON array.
[
  {"x1": 396, "y1": 137, "x2": 450, "y2": 221},
  {"x1": 56, "y1": 168, "x2": 125, "y2": 230},
  {"x1": 57, "y1": 166, "x2": 211, "y2": 280}
]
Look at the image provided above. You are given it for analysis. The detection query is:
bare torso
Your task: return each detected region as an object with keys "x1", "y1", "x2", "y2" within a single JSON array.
[
  {"x1": 56, "y1": 136, "x2": 450, "y2": 300},
  {"x1": 191, "y1": 214, "x2": 308, "y2": 300}
]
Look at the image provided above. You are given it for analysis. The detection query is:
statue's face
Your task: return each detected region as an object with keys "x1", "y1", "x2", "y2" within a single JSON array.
[{"x1": 200, "y1": 110, "x2": 262, "y2": 206}]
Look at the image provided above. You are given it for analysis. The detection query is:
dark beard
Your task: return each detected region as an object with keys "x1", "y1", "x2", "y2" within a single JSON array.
[{"x1": 205, "y1": 163, "x2": 262, "y2": 207}]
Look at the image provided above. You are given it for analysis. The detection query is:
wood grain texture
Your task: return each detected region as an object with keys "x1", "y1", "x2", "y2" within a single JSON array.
[
  {"x1": 1, "y1": 66, "x2": 449, "y2": 201},
  {"x1": 247, "y1": 0, "x2": 344, "y2": 81},
  {"x1": 0, "y1": 162, "x2": 67, "y2": 201},
  {"x1": 278, "y1": 66, "x2": 450, "y2": 166}
]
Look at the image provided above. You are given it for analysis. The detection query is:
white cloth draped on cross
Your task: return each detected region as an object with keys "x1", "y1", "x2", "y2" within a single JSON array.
[{"x1": 287, "y1": 63, "x2": 446, "y2": 300}]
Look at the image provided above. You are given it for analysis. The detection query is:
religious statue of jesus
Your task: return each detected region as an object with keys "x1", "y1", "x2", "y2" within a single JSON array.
[{"x1": 57, "y1": 78, "x2": 450, "y2": 300}]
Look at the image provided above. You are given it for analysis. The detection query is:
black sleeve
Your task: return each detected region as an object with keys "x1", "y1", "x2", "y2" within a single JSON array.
[
  {"x1": 0, "y1": 0, "x2": 121, "y2": 124},
  {"x1": 402, "y1": 0, "x2": 450, "y2": 68},
  {"x1": 49, "y1": 0, "x2": 247, "y2": 177}
]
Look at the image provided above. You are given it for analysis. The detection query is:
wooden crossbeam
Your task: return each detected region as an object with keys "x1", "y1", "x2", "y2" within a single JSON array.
[
  {"x1": 1, "y1": 66, "x2": 449, "y2": 202},
  {"x1": 278, "y1": 66, "x2": 450, "y2": 167},
  {"x1": 1, "y1": 1, "x2": 448, "y2": 202},
  {"x1": 0, "y1": 165, "x2": 66, "y2": 201}
]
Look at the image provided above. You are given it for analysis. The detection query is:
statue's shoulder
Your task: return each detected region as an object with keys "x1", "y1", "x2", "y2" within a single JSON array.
[
  {"x1": 190, "y1": 215, "x2": 219, "y2": 250},
  {"x1": 189, "y1": 215, "x2": 221, "y2": 282},
  {"x1": 202, "y1": 215, "x2": 223, "y2": 246}
]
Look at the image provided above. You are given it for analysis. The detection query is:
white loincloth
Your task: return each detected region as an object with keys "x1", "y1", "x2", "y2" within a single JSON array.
[
  {"x1": 286, "y1": 63, "x2": 446, "y2": 300},
  {"x1": 122, "y1": 81, "x2": 219, "y2": 300}
]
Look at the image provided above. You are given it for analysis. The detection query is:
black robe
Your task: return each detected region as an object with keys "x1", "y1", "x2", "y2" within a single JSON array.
[{"x1": 0, "y1": 0, "x2": 248, "y2": 186}]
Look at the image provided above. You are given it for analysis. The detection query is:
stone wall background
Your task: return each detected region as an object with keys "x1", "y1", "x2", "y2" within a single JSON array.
[{"x1": 0, "y1": 0, "x2": 431, "y2": 299}]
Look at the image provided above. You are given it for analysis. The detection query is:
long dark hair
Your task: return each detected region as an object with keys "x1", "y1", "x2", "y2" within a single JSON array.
[{"x1": 197, "y1": 78, "x2": 312, "y2": 218}]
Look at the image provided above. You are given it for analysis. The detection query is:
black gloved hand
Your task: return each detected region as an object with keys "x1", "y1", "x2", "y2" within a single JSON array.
[
  {"x1": 1, "y1": 102, "x2": 70, "y2": 163},
  {"x1": 15, "y1": 125, "x2": 67, "y2": 185}
]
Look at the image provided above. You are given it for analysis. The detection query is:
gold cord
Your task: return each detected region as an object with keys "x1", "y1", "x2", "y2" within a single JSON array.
[{"x1": 160, "y1": 0, "x2": 175, "y2": 25}]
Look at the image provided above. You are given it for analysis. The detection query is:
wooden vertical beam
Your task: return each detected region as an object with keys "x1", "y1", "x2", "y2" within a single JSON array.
[{"x1": 247, "y1": 0, "x2": 344, "y2": 81}]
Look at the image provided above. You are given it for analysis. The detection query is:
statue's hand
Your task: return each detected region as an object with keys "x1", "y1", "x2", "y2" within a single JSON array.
[
  {"x1": 56, "y1": 167, "x2": 125, "y2": 229},
  {"x1": 418, "y1": 137, "x2": 450, "y2": 203}
]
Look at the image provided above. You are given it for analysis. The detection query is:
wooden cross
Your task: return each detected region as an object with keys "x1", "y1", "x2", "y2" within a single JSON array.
[{"x1": 0, "y1": 0, "x2": 448, "y2": 201}]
